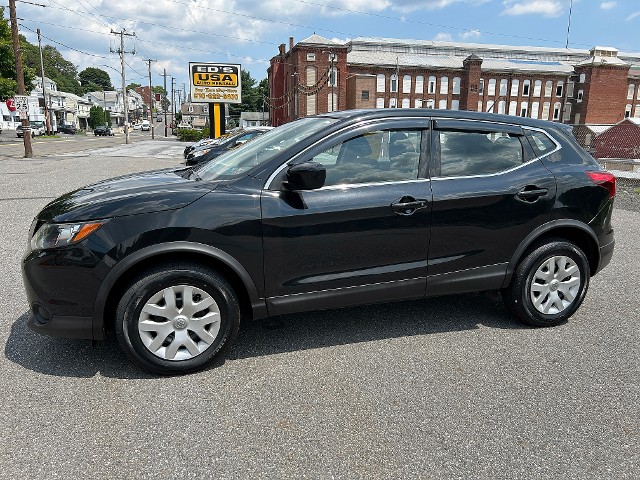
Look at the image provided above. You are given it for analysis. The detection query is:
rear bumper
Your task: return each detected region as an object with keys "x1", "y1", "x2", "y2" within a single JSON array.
[{"x1": 596, "y1": 238, "x2": 615, "y2": 274}]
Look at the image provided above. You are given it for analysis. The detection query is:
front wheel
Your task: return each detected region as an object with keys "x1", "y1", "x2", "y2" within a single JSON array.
[
  {"x1": 503, "y1": 240, "x2": 590, "y2": 327},
  {"x1": 115, "y1": 263, "x2": 241, "y2": 375}
]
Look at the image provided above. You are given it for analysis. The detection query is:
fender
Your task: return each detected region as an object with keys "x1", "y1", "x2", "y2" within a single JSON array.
[
  {"x1": 92, "y1": 241, "x2": 266, "y2": 339},
  {"x1": 501, "y1": 219, "x2": 600, "y2": 289}
]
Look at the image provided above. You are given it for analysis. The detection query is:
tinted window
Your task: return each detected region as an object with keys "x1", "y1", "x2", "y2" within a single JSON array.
[
  {"x1": 312, "y1": 130, "x2": 421, "y2": 186},
  {"x1": 437, "y1": 131, "x2": 523, "y2": 177},
  {"x1": 525, "y1": 131, "x2": 557, "y2": 157}
]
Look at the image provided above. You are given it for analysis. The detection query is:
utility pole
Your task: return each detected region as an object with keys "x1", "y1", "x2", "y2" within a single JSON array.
[
  {"x1": 110, "y1": 28, "x2": 135, "y2": 144},
  {"x1": 171, "y1": 76, "x2": 176, "y2": 134},
  {"x1": 330, "y1": 51, "x2": 334, "y2": 112},
  {"x1": 37, "y1": 29, "x2": 52, "y2": 136},
  {"x1": 8, "y1": 0, "x2": 33, "y2": 157},
  {"x1": 162, "y1": 68, "x2": 168, "y2": 137},
  {"x1": 143, "y1": 58, "x2": 155, "y2": 139}
]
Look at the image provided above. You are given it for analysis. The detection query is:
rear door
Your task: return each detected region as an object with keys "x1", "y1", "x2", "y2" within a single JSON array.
[{"x1": 426, "y1": 119, "x2": 557, "y2": 295}]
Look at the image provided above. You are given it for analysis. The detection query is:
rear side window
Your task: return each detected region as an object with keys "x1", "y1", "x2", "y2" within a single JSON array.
[
  {"x1": 525, "y1": 131, "x2": 557, "y2": 157},
  {"x1": 437, "y1": 130, "x2": 523, "y2": 177}
]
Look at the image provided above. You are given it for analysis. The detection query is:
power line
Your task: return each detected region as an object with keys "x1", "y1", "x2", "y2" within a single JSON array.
[{"x1": 19, "y1": 23, "x2": 109, "y2": 58}]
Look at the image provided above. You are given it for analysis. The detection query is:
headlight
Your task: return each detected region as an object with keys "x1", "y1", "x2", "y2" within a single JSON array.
[{"x1": 30, "y1": 221, "x2": 106, "y2": 250}]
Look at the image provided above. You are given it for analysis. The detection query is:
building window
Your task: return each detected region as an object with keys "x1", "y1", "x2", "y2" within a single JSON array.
[
  {"x1": 414, "y1": 99, "x2": 423, "y2": 108},
  {"x1": 488, "y1": 79, "x2": 496, "y2": 96},
  {"x1": 361, "y1": 90, "x2": 369, "y2": 101},
  {"x1": 520, "y1": 101, "x2": 529, "y2": 117},
  {"x1": 415, "y1": 76, "x2": 424, "y2": 94},
  {"x1": 509, "y1": 101, "x2": 517, "y2": 116},
  {"x1": 452, "y1": 77, "x2": 461, "y2": 95},
  {"x1": 625, "y1": 104, "x2": 632, "y2": 118},
  {"x1": 440, "y1": 76, "x2": 449, "y2": 95},
  {"x1": 555, "y1": 81, "x2": 563, "y2": 97},
  {"x1": 566, "y1": 82, "x2": 574, "y2": 98},
  {"x1": 390, "y1": 74, "x2": 398, "y2": 93},
  {"x1": 531, "y1": 102, "x2": 539, "y2": 119},
  {"x1": 479, "y1": 78, "x2": 484, "y2": 95},
  {"x1": 376, "y1": 98, "x2": 384, "y2": 108},
  {"x1": 577, "y1": 90, "x2": 583, "y2": 102},
  {"x1": 477, "y1": 100, "x2": 483, "y2": 112},
  {"x1": 510, "y1": 79, "x2": 519, "y2": 97},
  {"x1": 402, "y1": 98, "x2": 410, "y2": 108},
  {"x1": 306, "y1": 66, "x2": 317, "y2": 116},
  {"x1": 533, "y1": 80, "x2": 542, "y2": 97},
  {"x1": 579, "y1": 73, "x2": 586, "y2": 83},
  {"x1": 306, "y1": 53, "x2": 316, "y2": 61},
  {"x1": 563, "y1": 103, "x2": 572, "y2": 122},
  {"x1": 427, "y1": 99, "x2": 435, "y2": 109},
  {"x1": 499, "y1": 79, "x2": 508, "y2": 96},
  {"x1": 428, "y1": 76, "x2": 436, "y2": 94},
  {"x1": 438, "y1": 99, "x2": 447, "y2": 109},
  {"x1": 574, "y1": 113, "x2": 580, "y2": 125},
  {"x1": 403, "y1": 75, "x2": 411, "y2": 93},
  {"x1": 522, "y1": 80, "x2": 530, "y2": 96},
  {"x1": 451, "y1": 100, "x2": 460, "y2": 110},
  {"x1": 628, "y1": 84, "x2": 635, "y2": 100},
  {"x1": 544, "y1": 81, "x2": 553, "y2": 97},
  {"x1": 328, "y1": 93, "x2": 337, "y2": 112},
  {"x1": 634, "y1": 105, "x2": 640, "y2": 118},
  {"x1": 486, "y1": 100, "x2": 495, "y2": 113},
  {"x1": 497, "y1": 100, "x2": 505, "y2": 114},
  {"x1": 389, "y1": 97, "x2": 397, "y2": 108},
  {"x1": 376, "y1": 74, "x2": 385, "y2": 93},
  {"x1": 553, "y1": 102, "x2": 561, "y2": 121},
  {"x1": 542, "y1": 102, "x2": 550, "y2": 120}
]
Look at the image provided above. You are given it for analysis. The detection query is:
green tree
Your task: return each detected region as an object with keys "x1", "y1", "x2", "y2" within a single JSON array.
[
  {"x1": 79, "y1": 67, "x2": 114, "y2": 93},
  {"x1": 23, "y1": 43, "x2": 81, "y2": 95},
  {"x1": 127, "y1": 82, "x2": 141, "y2": 91},
  {"x1": 0, "y1": 7, "x2": 36, "y2": 99},
  {"x1": 88, "y1": 105, "x2": 105, "y2": 128},
  {"x1": 228, "y1": 70, "x2": 267, "y2": 118}
]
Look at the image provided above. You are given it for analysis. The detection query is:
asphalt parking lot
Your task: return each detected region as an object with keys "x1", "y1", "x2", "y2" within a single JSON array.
[{"x1": 1, "y1": 140, "x2": 638, "y2": 479}]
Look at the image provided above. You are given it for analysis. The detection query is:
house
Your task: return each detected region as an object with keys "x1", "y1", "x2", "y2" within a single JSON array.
[
  {"x1": 594, "y1": 118, "x2": 640, "y2": 159},
  {"x1": 239, "y1": 111, "x2": 269, "y2": 127}
]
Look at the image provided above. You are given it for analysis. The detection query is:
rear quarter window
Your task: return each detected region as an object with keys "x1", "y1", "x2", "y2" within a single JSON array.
[{"x1": 525, "y1": 131, "x2": 557, "y2": 157}]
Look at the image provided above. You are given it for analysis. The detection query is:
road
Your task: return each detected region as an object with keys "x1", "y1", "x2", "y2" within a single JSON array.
[{"x1": 0, "y1": 139, "x2": 638, "y2": 479}]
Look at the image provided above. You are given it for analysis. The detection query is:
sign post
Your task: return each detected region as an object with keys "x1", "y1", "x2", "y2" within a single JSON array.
[{"x1": 189, "y1": 62, "x2": 242, "y2": 139}]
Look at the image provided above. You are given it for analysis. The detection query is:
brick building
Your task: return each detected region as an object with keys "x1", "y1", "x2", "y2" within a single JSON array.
[
  {"x1": 594, "y1": 118, "x2": 640, "y2": 159},
  {"x1": 268, "y1": 36, "x2": 640, "y2": 149}
]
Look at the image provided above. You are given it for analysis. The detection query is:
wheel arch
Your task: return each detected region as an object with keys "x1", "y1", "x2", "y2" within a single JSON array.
[
  {"x1": 502, "y1": 220, "x2": 600, "y2": 289},
  {"x1": 93, "y1": 242, "x2": 267, "y2": 339}
]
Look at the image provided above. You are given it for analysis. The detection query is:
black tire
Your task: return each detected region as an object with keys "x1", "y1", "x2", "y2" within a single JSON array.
[
  {"x1": 503, "y1": 240, "x2": 590, "y2": 327},
  {"x1": 115, "y1": 263, "x2": 240, "y2": 375}
]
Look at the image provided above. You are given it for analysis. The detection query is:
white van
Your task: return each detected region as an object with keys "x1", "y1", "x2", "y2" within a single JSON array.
[{"x1": 141, "y1": 120, "x2": 151, "y2": 131}]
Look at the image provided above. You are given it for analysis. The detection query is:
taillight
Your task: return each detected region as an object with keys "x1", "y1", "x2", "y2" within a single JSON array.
[{"x1": 587, "y1": 171, "x2": 616, "y2": 198}]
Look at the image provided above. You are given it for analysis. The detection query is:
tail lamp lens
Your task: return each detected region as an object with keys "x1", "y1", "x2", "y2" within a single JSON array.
[{"x1": 587, "y1": 171, "x2": 616, "y2": 198}]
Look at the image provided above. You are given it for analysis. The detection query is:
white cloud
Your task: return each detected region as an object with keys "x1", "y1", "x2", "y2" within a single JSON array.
[
  {"x1": 502, "y1": 0, "x2": 564, "y2": 17},
  {"x1": 460, "y1": 29, "x2": 481, "y2": 40},
  {"x1": 600, "y1": 1, "x2": 616, "y2": 9},
  {"x1": 433, "y1": 32, "x2": 453, "y2": 41},
  {"x1": 627, "y1": 11, "x2": 640, "y2": 21},
  {"x1": 390, "y1": 0, "x2": 490, "y2": 13}
]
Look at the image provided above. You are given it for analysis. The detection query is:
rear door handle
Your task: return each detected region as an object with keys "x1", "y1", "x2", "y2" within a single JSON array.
[
  {"x1": 391, "y1": 197, "x2": 429, "y2": 215},
  {"x1": 517, "y1": 186, "x2": 549, "y2": 202}
]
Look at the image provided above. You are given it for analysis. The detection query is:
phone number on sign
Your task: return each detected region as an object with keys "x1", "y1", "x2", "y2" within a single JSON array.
[{"x1": 193, "y1": 93, "x2": 239, "y2": 100}]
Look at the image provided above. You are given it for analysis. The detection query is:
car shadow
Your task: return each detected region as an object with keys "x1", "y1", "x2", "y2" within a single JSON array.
[{"x1": 5, "y1": 293, "x2": 525, "y2": 379}]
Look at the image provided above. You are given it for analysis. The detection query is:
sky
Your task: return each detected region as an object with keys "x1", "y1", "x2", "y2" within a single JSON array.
[{"x1": 9, "y1": 0, "x2": 640, "y2": 94}]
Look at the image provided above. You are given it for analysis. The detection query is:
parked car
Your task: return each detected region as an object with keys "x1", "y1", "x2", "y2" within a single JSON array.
[
  {"x1": 94, "y1": 125, "x2": 114, "y2": 136},
  {"x1": 185, "y1": 127, "x2": 273, "y2": 166},
  {"x1": 16, "y1": 121, "x2": 46, "y2": 138},
  {"x1": 141, "y1": 120, "x2": 151, "y2": 131},
  {"x1": 58, "y1": 124, "x2": 77, "y2": 134},
  {"x1": 22, "y1": 109, "x2": 615, "y2": 374},
  {"x1": 132, "y1": 123, "x2": 141, "y2": 130}
]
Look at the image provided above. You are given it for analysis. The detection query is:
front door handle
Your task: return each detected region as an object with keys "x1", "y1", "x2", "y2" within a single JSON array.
[
  {"x1": 517, "y1": 186, "x2": 549, "y2": 202},
  {"x1": 391, "y1": 196, "x2": 429, "y2": 215}
]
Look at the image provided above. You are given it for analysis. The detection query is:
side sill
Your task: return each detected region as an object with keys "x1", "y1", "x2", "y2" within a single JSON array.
[
  {"x1": 426, "y1": 263, "x2": 507, "y2": 297},
  {"x1": 267, "y1": 278, "x2": 426, "y2": 317}
]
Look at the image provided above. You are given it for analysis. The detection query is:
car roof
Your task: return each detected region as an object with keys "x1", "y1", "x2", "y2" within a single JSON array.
[{"x1": 317, "y1": 108, "x2": 560, "y2": 131}]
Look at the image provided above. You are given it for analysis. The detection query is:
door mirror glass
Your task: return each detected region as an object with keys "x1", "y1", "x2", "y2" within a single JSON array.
[{"x1": 285, "y1": 161, "x2": 326, "y2": 190}]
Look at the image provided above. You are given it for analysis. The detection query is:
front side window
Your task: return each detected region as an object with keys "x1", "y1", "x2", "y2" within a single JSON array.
[
  {"x1": 311, "y1": 130, "x2": 421, "y2": 186},
  {"x1": 437, "y1": 130, "x2": 524, "y2": 177}
]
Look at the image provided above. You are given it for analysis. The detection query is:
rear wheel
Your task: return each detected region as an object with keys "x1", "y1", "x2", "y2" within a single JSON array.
[
  {"x1": 115, "y1": 263, "x2": 240, "y2": 375},
  {"x1": 503, "y1": 240, "x2": 590, "y2": 327}
]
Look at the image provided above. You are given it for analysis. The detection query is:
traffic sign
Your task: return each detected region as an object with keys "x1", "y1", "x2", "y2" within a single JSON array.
[{"x1": 14, "y1": 95, "x2": 29, "y2": 113}]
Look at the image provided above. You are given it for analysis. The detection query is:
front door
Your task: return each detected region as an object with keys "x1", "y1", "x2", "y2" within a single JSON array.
[{"x1": 261, "y1": 119, "x2": 432, "y2": 316}]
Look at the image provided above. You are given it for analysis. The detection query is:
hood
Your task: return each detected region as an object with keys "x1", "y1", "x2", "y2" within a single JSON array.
[{"x1": 38, "y1": 168, "x2": 218, "y2": 222}]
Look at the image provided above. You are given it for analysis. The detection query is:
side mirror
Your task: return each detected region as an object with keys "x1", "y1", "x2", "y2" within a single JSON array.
[{"x1": 284, "y1": 161, "x2": 326, "y2": 190}]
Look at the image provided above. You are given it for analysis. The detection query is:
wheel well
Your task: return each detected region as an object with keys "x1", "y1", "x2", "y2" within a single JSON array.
[
  {"x1": 522, "y1": 227, "x2": 600, "y2": 276},
  {"x1": 102, "y1": 252, "x2": 254, "y2": 334}
]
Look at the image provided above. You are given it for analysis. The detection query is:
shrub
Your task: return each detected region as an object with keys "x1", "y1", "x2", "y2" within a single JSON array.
[{"x1": 176, "y1": 128, "x2": 205, "y2": 142}]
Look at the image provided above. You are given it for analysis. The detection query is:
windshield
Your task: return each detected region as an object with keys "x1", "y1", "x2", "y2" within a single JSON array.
[{"x1": 197, "y1": 117, "x2": 337, "y2": 181}]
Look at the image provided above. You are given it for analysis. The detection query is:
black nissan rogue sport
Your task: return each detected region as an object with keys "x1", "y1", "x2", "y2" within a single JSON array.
[{"x1": 22, "y1": 109, "x2": 615, "y2": 374}]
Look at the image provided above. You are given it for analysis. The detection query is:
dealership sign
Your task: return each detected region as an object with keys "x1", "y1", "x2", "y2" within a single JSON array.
[{"x1": 189, "y1": 62, "x2": 242, "y2": 104}]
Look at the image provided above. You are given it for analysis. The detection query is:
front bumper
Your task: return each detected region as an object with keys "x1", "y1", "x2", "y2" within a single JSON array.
[{"x1": 27, "y1": 309, "x2": 95, "y2": 339}]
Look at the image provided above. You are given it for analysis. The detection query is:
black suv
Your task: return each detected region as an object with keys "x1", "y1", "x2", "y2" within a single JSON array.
[{"x1": 22, "y1": 109, "x2": 615, "y2": 374}]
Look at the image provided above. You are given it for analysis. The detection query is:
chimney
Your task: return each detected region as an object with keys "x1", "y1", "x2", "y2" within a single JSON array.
[
  {"x1": 279, "y1": 44, "x2": 286, "y2": 56},
  {"x1": 289, "y1": 37, "x2": 294, "y2": 52}
]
